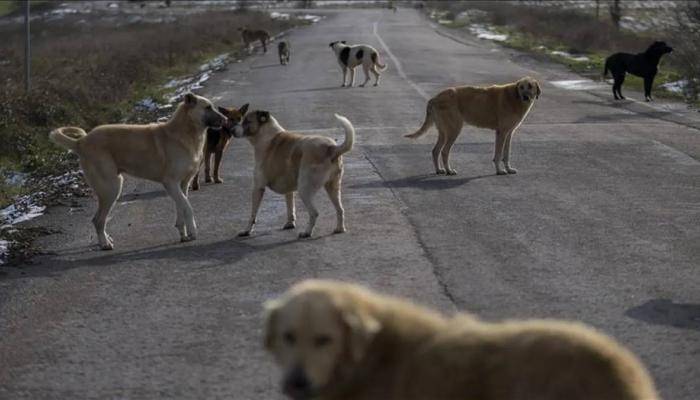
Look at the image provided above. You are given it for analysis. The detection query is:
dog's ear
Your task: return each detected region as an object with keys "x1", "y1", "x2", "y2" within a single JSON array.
[
  {"x1": 239, "y1": 103, "x2": 250, "y2": 115},
  {"x1": 341, "y1": 306, "x2": 381, "y2": 363},
  {"x1": 257, "y1": 111, "x2": 270, "y2": 124},
  {"x1": 263, "y1": 298, "x2": 282, "y2": 350},
  {"x1": 217, "y1": 106, "x2": 230, "y2": 116},
  {"x1": 329, "y1": 41, "x2": 336, "y2": 47},
  {"x1": 535, "y1": 81, "x2": 541, "y2": 99},
  {"x1": 341, "y1": 40, "x2": 347, "y2": 44},
  {"x1": 184, "y1": 93, "x2": 197, "y2": 106}
]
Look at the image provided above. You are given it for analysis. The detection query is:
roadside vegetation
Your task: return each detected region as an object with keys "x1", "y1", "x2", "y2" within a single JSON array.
[{"x1": 425, "y1": 1, "x2": 698, "y2": 106}]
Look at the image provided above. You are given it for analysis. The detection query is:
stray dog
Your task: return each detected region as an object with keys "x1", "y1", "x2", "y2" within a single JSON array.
[
  {"x1": 191, "y1": 103, "x2": 249, "y2": 191},
  {"x1": 264, "y1": 279, "x2": 659, "y2": 400},
  {"x1": 49, "y1": 93, "x2": 226, "y2": 250},
  {"x1": 278, "y1": 40, "x2": 291, "y2": 65},
  {"x1": 604, "y1": 41, "x2": 673, "y2": 101},
  {"x1": 232, "y1": 111, "x2": 355, "y2": 238},
  {"x1": 239, "y1": 27, "x2": 270, "y2": 53},
  {"x1": 329, "y1": 41, "x2": 387, "y2": 87},
  {"x1": 406, "y1": 77, "x2": 540, "y2": 176}
]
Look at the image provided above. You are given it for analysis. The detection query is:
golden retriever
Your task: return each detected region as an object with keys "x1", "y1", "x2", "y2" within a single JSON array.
[
  {"x1": 264, "y1": 280, "x2": 658, "y2": 400},
  {"x1": 232, "y1": 111, "x2": 355, "y2": 238},
  {"x1": 406, "y1": 77, "x2": 541, "y2": 176},
  {"x1": 49, "y1": 93, "x2": 226, "y2": 249}
]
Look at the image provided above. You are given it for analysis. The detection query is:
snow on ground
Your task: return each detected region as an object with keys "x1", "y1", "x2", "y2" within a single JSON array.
[
  {"x1": 469, "y1": 24, "x2": 508, "y2": 42},
  {"x1": 661, "y1": 80, "x2": 690, "y2": 95},
  {"x1": 550, "y1": 50, "x2": 590, "y2": 62},
  {"x1": 550, "y1": 79, "x2": 607, "y2": 91}
]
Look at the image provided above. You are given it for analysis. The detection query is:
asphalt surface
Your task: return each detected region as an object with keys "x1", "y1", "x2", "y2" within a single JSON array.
[{"x1": 1, "y1": 8, "x2": 699, "y2": 400}]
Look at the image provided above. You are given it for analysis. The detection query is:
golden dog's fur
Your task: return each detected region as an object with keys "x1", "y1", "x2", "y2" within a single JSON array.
[
  {"x1": 49, "y1": 93, "x2": 226, "y2": 249},
  {"x1": 265, "y1": 280, "x2": 658, "y2": 400},
  {"x1": 233, "y1": 111, "x2": 355, "y2": 238},
  {"x1": 406, "y1": 77, "x2": 541, "y2": 176}
]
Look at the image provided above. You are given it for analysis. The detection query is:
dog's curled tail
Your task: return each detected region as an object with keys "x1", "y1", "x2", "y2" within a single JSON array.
[
  {"x1": 405, "y1": 99, "x2": 434, "y2": 139},
  {"x1": 49, "y1": 126, "x2": 87, "y2": 152},
  {"x1": 333, "y1": 114, "x2": 355, "y2": 158},
  {"x1": 371, "y1": 51, "x2": 387, "y2": 71}
]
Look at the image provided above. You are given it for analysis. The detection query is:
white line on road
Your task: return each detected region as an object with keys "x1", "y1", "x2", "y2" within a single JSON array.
[{"x1": 373, "y1": 20, "x2": 430, "y2": 100}]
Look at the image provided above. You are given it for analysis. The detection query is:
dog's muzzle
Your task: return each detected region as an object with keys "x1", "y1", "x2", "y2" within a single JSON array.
[{"x1": 282, "y1": 367, "x2": 313, "y2": 400}]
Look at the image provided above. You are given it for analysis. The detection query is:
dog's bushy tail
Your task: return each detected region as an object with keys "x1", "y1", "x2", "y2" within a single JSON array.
[
  {"x1": 603, "y1": 58, "x2": 609, "y2": 78},
  {"x1": 371, "y1": 51, "x2": 387, "y2": 71},
  {"x1": 49, "y1": 126, "x2": 87, "y2": 153},
  {"x1": 332, "y1": 114, "x2": 355, "y2": 158},
  {"x1": 405, "y1": 99, "x2": 434, "y2": 139}
]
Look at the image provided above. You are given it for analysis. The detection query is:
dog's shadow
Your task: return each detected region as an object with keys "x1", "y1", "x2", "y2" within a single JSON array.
[
  {"x1": 351, "y1": 173, "x2": 493, "y2": 191},
  {"x1": 281, "y1": 86, "x2": 344, "y2": 94},
  {"x1": 625, "y1": 299, "x2": 700, "y2": 332},
  {"x1": 251, "y1": 63, "x2": 282, "y2": 70}
]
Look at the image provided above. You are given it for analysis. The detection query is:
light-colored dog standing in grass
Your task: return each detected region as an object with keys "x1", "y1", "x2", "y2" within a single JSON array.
[
  {"x1": 232, "y1": 111, "x2": 355, "y2": 238},
  {"x1": 49, "y1": 93, "x2": 226, "y2": 250},
  {"x1": 265, "y1": 279, "x2": 659, "y2": 400},
  {"x1": 406, "y1": 77, "x2": 541, "y2": 175}
]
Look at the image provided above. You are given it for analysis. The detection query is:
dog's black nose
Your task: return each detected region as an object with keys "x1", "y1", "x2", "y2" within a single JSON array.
[{"x1": 283, "y1": 367, "x2": 311, "y2": 398}]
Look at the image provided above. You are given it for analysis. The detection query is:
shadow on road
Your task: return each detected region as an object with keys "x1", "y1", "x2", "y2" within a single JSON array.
[
  {"x1": 119, "y1": 190, "x2": 167, "y2": 203},
  {"x1": 351, "y1": 173, "x2": 494, "y2": 191},
  {"x1": 250, "y1": 63, "x2": 282, "y2": 70},
  {"x1": 625, "y1": 299, "x2": 700, "y2": 332},
  {"x1": 280, "y1": 86, "x2": 344, "y2": 94}
]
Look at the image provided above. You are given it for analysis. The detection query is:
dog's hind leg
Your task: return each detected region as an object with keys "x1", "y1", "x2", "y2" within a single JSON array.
[
  {"x1": 438, "y1": 115, "x2": 462, "y2": 175},
  {"x1": 84, "y1": 162, "x2": 122, "y2": 250},
  {"x1": 432, "y1": 130, "x2": 447, "y2": 175},
  {"x1": 348, "y1": 67, "x2": 356, "y2": 87},
  {"x1": 164, "y1": 181, "x2": 196, "y2": 241},
  {"x1": 360, "y1": 64, "x2": 371, "y2": 87},
  {"x1": 297, "y1": 168, "x2": 324, "y2": 238},
  {"x1": 613, "y1": 73, "x2": 626, "y2": 100},
  {"x1": 341, "y1": 67, "x2": 348, "y2": 87},
  {"x1": 493, "y1": 129, "x2": 509, "y2": 175},
  {"x1": 325, "y1": 176, "x2": 346, "y2": 234},
  {"x1": 283, "y1": 192, "x2": 296, "y2": 230},
  {"x1": 371, "y1": 65, "x2": 381, "y2": 86}
]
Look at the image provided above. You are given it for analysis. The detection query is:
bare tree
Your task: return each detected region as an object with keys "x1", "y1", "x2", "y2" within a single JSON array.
[{"x1": 609, "y1": 0, "x2": 621, "y2": 29}]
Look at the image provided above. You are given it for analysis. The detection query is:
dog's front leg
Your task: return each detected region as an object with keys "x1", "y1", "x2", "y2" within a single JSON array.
[
  {"x1": 493, "y1": 129, "x2": 508, "y2": 175},
  {"x1": 348, "y1": 67, "x2": 355, "y2": 87},
  {"x1": 283, "y1": 192, "x2": 296, "y2": 230},
  {"x1": 164, "y1": 181, "x2": 196, "y2": 241},
  {"x1": 502, "y1": 128, "x2": 518, "y2": 174},
  {"x1": 238, "y1": 187, "x2": 265, "y2": 237},
  {"x1": 644, "y1": 76, "x2": 654, "y2": 101}
]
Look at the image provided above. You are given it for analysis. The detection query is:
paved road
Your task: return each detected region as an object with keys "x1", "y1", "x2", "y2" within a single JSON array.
[{"x1": 1, "y1": 8, "x2": 699, "y2": 400}]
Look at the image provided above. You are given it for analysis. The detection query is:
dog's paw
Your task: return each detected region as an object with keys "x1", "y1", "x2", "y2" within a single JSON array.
[
  {"x1": 298, "y1": 232, "x2": 312, "y2": 239},
  {"x1": 214, "y1": 178, "x2": 223, "y2": 184},
  {"x1": 496, "y1": 170, "x2": 509, "y2": 175},
  {"x1": 100, "y1": 242, "x2": 114, "y2": 251},
  {"x1": 237, "y1": 231, "x2": 251, "y2": 238},
  {"x1": 181, "y1": 235, "x2": 196, "y2": 242},
  {"x1": 446, "y1": 169, "x2": 457, "y2": 175},
  {"x1": 341, "y1": 84, "x2": 346, "y2": 87},
  {"x1": 333, "y1": 226, "x2": 346, "y2": 234},
  {"x1": 436, "y1": 169, "x2": 446, "y2": 175},
  {"x1": 282, "y1": 221, "x2": 296, "y2": 230},
  {"x1": 506, "y1": 167, "x2": 518, "y2": 174},
  {"x1": 373, "y1": 83, "x2": 379, "y2": 87}
]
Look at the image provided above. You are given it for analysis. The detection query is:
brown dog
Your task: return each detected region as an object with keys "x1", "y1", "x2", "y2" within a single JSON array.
[
  {"x1": 232, "y1": 111, "x2": 355, "y2": 238},
  {"x1": 264, "y1": 280, "x2": 659, "y2": 400},
  {"x1": 406, "y1": 77, "x2": 541, "y2": 176},
  {"x1": 191, "y1": 104, "x2": 248, "y2": 191},
  {"x1": 49, "y1": 93, "x2": 226, "y2": 249},
  {"x1": 239, "y1": 27, "x2": 270, "y2": 53}
]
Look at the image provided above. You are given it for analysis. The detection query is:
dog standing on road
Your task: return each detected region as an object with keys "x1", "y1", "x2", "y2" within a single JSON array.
[
  {"x1": 264, "y1": 279, "x2": 659, "y2": 400},
  {"x1": 604, "y1": 41, "x2": 673, "y2": 101},
  {"x1": 49, "y1": 93, "x2": 226, "y2": 249},
  {"x1": 406, "y1": 77, "x2": 541, "y2": 176},
  {"x1": 232, "y1": 111, "x2": 355, "y2": 238},
  {"x1": 239, "y1": 27, "x2": 270, "y2": 53},
  {"x1": 329, "y1": 41, "x2": 387, "y2": 87},
  {"x1": 278, "y1": 40, "x2": 291, "y2": 65},
  {"x1": 191, "y1": 103, "x2": 248, "y2": 191}
]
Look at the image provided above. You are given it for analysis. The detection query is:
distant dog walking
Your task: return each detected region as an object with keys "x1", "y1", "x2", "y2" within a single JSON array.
[
  {"x1": 329, "y1": 41, "x2": 387, "y2": 87},
  {"x1": 604, "y1": 41, "x2": 673, "y2": 101},
  {"x1": 239, "y1": 27, "x2": 270, "y2": 53},
  {"x1": 278, "y1": 40, "x2": 290, "y2": 65},
  {"x1": 406, "y1": 77, "x2": 541, "y2": 176}
]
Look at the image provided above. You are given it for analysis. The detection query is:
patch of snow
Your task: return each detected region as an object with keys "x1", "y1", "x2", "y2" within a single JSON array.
[
  {"x1": 0, "y1": 240, "x2": 8, "y2": 265},
  {"x1": 469, "y1": 24, "x2": 508, "y2": 42},
  {"x1": 3, "y1": 171, "x2": 28, "y2": 187},
  {"x1": 0, "y1": 195, "x2": 46, "y2": 226},
  {"x1": 438, "y1": 19, "x2": 452, "y2": 25},
  {"x1": 298, "y1": 14, "x2": 322, "y2": 23},
  {"x1": 550, "y1": 79, "x2": 606, "y2": 90},
  {"x1": 550, "y1": 50, "x2": 589, "y2": 62},
  {"x1": 199, "y1": 53, "x2": 229, "y2": 72},
  {"x1": 270, "y1": 11, "x2": 290, "y2": 20},
  {"x1": 660, "y1": 80, "x2": 690, "y2": 94}
]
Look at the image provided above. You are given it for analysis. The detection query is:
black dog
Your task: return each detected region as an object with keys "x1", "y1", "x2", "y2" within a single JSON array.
[{"x1": 604, "y1": 41, "x2": 673, "y2": 101}]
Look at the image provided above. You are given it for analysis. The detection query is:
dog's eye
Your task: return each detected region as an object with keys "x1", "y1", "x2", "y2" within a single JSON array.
[
  {"x1": 283, "y1": 331, "x2": 296, "y2": 346},
  {"x1": 313, "y1": 335, "x2": 332, "y2": 347}
]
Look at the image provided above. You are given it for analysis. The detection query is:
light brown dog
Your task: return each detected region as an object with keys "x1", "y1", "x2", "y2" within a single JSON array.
[
  {"x1": 264, "y1": 280, "x2": 659, "y2": 400},
  {"x1": 232, "y1": 111, "x2": 355, "y2": 238},
  {"x1": 49, "y1": 93, "x2": 226, "y2": 250},
  {"x1": 191, "y1": 104, "x2": 248, "y2": 191},
  {"x1": 239, "y1": 27, "x2": 270, "y2": 53},
  {"x1": 406, "y1": 77, "x2": 541, "y2": 176}
]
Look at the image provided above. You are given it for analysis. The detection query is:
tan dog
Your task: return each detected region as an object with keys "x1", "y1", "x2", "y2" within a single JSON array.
[
  {"x1": 232, "y1": 111, "x2": 355, "y2": 238},
  {"x1": 406, "y1": 77, "x2": 541, "y2": 176},
  {"x1": 239, "y1": 27, "x2": 270, "y2": 53},
  {"x1": 191, "y1": 104, "x2": 248, "y2": 191},
  {"x1": 264, "y1": 280, "x2": 658, "y2": 400},
  {"x1": 49, "y1": 93, "x2": 226, "y2": 250}
]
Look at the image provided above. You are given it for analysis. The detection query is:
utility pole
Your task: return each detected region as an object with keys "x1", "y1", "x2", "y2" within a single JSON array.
[{"x1": 24, "y1": 0, "x2": 30, "y2": 93}]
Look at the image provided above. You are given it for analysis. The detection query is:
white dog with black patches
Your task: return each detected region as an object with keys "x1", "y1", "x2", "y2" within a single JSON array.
[{"x1": 329, "y1": 41, "x2": 387, "y2": 87}]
